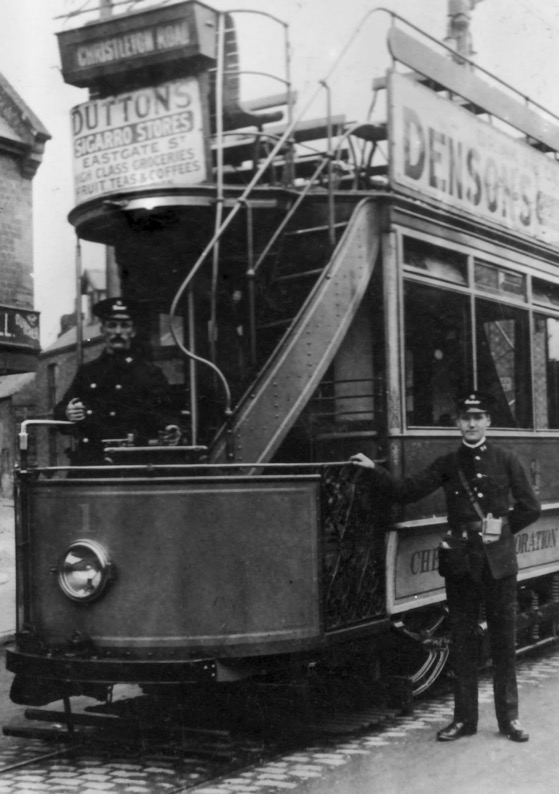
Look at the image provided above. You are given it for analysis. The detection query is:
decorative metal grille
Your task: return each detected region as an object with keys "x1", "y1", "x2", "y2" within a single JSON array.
[{"x1": 320, "y1": 465, "x2": 386, "y2": 630}]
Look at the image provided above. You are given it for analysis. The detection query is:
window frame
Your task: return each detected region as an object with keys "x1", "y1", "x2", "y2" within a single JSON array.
[{"x1": 398, "y1": 227, "x2": 559, "y2": 434}]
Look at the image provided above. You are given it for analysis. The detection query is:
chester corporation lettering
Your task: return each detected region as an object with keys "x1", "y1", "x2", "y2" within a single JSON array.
[
  {"x1": 410, "y1": 547, "x2": 439, "y2": 575},
  {"x1": 515, "y1": 527, "x2": 557, "y2": 554},
  {"x1": 408, "y1": 527, "x2": 558, "y2": 576}
]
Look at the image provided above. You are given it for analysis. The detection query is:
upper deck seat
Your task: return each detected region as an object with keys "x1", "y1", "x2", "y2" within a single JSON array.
[{"x1": 210, "y1": 14, "x2": 286, "y2": 133}]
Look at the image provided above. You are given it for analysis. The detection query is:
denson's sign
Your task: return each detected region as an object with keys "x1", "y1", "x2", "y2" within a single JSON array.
[{"x1": 389, "y1": 71, "x2": 559, "y2": 246}]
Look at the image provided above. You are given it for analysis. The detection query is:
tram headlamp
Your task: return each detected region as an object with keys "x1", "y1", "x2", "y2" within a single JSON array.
[{"x1": 57, "y1": 540, "x2": 112, "y2": 602}]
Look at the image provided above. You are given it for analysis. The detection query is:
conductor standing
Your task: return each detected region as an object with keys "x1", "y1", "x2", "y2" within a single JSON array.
[{"x1": 351, "y1": 391, "x2": 540, "y2": 743}]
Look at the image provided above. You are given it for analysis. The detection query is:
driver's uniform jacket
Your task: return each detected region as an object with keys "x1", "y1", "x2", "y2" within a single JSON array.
[
  {"x1": 372, "y1": 441, "x2": 540, "y2": 579},
  {"x1": 54, "y1": 350, "x2": 176, "y2": 463}
]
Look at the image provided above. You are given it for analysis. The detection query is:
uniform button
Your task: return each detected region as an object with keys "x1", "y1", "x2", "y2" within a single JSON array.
[
  {"x1": 86, "y1": 410, "x2": 92, "y2": 415},
  {"x1": 476, "y1": 473, "x2": 483, "y2": 478},
  {"x1": 477, "y1": 492, "x2": 484, "y2": 498},
  {"x1": 125, "y1": 357, "x2": 133, "y2": 364},
  {"x1": 90, "y1": 383, "x2": 97, "y2": 389},
  {"x1": 83, "y1": 438, "x2": 89, "y2": 443},
  {"x1": 115, "y1": 384, "x2": 122, "y2": 390},
  {"x1": 475, "y1": 456, "x2": 480, "y2": 461},
  {"x1": 109, "y1": 411, "x2": 116, "y2": 417}
]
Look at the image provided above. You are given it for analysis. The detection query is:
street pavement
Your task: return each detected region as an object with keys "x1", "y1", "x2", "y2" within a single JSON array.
[
  {"x1": 0, "y1": 500, "x2": 558, "y2": 792},
  {"x1": 261, "y1": 650, "x2": 559, "y2": 794}
]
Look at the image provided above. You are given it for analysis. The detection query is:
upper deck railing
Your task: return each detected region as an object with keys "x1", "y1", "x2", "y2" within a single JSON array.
[{"x1": 56, "y1": 4, "x2": 559, "y2": 447}]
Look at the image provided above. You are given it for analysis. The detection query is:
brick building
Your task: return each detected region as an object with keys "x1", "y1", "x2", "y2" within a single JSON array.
[
  {"x1": 0, "y1": 72, "x2": 49, "y2": 371},
  {"x1": 0, "y1": 71, "x2": 50, "y2": 494}
]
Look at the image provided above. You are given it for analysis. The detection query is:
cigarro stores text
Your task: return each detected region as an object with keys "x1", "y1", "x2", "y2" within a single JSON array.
[{"x1": 71, "y1": 78, "x2": 206, "y2": 202}]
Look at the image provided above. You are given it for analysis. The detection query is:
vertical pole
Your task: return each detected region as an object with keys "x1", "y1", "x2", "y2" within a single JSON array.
[
  {"x1": 244, "y1": 201, "x2": 256, "y2": 367},
  {"x1": 445, "y1": 0, "x2": 483, "y2": 63},
  {"x1": 105, "y1": 246, "x2": 120, "y2": 297},
  {"x1": 209, "y1": 12, "x2": 226, "y2": 365},
  {"x1": 188, "y1": 289, "x2": 198, "y2": 446},
  {"x1": 382, "y1": 230, "x2": 402, "y2": 475},
  {"x1": 75, "y1": 236, "x2": 83, "y2": 369},
  {"x1": 99, "y1": 0, "x2": 116, "y2": 311},
  {"x1": 283, "y1": 22, "x2": 295, "y2": 185},
  {"x1": 320, "y1": 81, "x2": 336, "y2": 251},
  {"x1": 99, "y1": 0, "x2": 113, "y2": 20}
]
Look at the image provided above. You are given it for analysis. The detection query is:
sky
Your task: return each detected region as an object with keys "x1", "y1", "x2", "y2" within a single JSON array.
[{"x1": 0, "y1": 0, "x2": 558, "y2": 348}]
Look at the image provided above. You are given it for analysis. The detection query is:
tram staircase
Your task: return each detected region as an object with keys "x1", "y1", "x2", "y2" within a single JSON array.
[{"x1": 208, "y1": 197, "x2": 381, "y2": 464}]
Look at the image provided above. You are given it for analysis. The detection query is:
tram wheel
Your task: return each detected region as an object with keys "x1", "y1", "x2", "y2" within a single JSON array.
[{"x1": 383, "y1": 607, "x2": 450, "y2": 697}]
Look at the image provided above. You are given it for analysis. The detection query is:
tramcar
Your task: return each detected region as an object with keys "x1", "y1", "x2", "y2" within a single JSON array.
[{"x1": 6, "y1": 3, "x2": 559, "y2": 714}]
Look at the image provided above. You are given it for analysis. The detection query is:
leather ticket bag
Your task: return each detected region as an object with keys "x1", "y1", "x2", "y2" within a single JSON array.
[{"x1": 438, "y1": 535, "x2": 469, "y2": 578}]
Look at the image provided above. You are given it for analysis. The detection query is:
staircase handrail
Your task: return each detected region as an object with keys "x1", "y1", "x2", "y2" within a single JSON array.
[{"x1": 173, "y1": 6, "x2": 538, "y2": 434}]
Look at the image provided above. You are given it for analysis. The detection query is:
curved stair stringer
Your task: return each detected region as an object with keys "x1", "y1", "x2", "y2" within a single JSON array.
[{"x1": 209, "y1": 197, "x2": 382, "y2": 464}]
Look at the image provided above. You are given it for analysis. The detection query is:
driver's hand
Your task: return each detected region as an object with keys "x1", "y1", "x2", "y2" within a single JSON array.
[
  {"x1": 66, "y1": 398, "x2": 86, "y2": 422},
  {"x1": 160, "y1": 425, "x2": 181, "y2": 446}
]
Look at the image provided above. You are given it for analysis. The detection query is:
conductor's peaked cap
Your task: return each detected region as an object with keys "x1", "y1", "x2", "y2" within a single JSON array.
[
  {"x1": 93, "y1": 298, "x2": 140, "y2": 322},
  {"x1": 456, "y1": 390, "x2": 494, "y2": 414}
]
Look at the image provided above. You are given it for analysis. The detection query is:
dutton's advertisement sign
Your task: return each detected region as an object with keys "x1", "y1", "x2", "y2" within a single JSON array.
[
  {"x1": 71, "y1": 78, "x2": 206, "y2": 204},
  {"x1": 389, "y1": 71, "x2": 559, "y2": 246}
]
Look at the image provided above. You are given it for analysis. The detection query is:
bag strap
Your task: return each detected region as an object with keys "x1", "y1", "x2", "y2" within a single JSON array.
[{"x1": 457, "y1": 466, "x2": 485, "y2": 521}]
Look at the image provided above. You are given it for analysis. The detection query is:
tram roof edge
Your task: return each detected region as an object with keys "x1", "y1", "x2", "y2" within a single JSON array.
[{"x1": 387, "y1": 27, "x2": 559, "y2": 155}]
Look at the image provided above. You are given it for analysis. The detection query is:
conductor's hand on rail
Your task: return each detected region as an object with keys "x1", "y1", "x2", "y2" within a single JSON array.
[
  {"x1": 65, "y1": 398, "x2": 86, "y2": 423},
  {"x1": 350, "y1": 452, "x2": 375, "y2": 470}
]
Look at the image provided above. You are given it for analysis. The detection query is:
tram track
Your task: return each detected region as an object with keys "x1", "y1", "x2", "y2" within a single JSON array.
[{"x1": 1, "y1": 640, "x2": 558, "y2": 792}]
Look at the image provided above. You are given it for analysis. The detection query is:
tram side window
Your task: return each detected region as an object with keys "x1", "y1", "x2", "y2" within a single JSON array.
[
  {"x1": 475, "y1": 298, "x2": 532, "y2": 428},
  {"x1": 403, "y1": 237, "x2": 467, "y2": 285},
  {"x1": 533, "y1": 278, "x2": 559, "y2": 429},
  {"x1": 404, "y1": 283, "x2": 472, "y2": 426},
  {"x1": 533, "y1": 315, "x2": 559, "y2": 429}
]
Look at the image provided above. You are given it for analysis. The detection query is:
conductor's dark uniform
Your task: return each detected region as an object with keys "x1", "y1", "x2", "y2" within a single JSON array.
[
  {"x1": 54, "y1": 351, "x2": 177, "y2": 464},
  {"x1": 352, "y1": 391, "x2": 540, "y2": 742},
  {"x1": 54, "y1": 298, "x2": 179, "y2": 465}
]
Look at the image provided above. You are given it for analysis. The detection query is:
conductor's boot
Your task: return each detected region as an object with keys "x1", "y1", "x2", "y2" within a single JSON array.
[{"x1": 436, "y1": 720, "x2": 477, "y2": 741}]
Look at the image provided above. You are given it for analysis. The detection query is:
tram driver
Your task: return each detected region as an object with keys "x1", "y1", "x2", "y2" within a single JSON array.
[
  {"x1": 54, "y1": 297, "x2": 181, "y2": 466},
  {"x1": 350, "y1": 390, "x2": 540, "y2": 744}
]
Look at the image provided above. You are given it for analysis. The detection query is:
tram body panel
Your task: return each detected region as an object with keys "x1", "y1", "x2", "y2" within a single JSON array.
[
  {"x1": 390, "y1": 436, "x2": 546, "y2": 524},
  {"x1": 386, "y1": 510, "x2": 559, "y2": 615},
  {"x1": 21, "y1": 477, "x2": 322, "y2": 657}
]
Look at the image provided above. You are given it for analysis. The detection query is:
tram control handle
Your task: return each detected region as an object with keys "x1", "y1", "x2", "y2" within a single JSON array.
[{"x1": 17, "y1": 420, "x2": 209, "y2": 467}]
